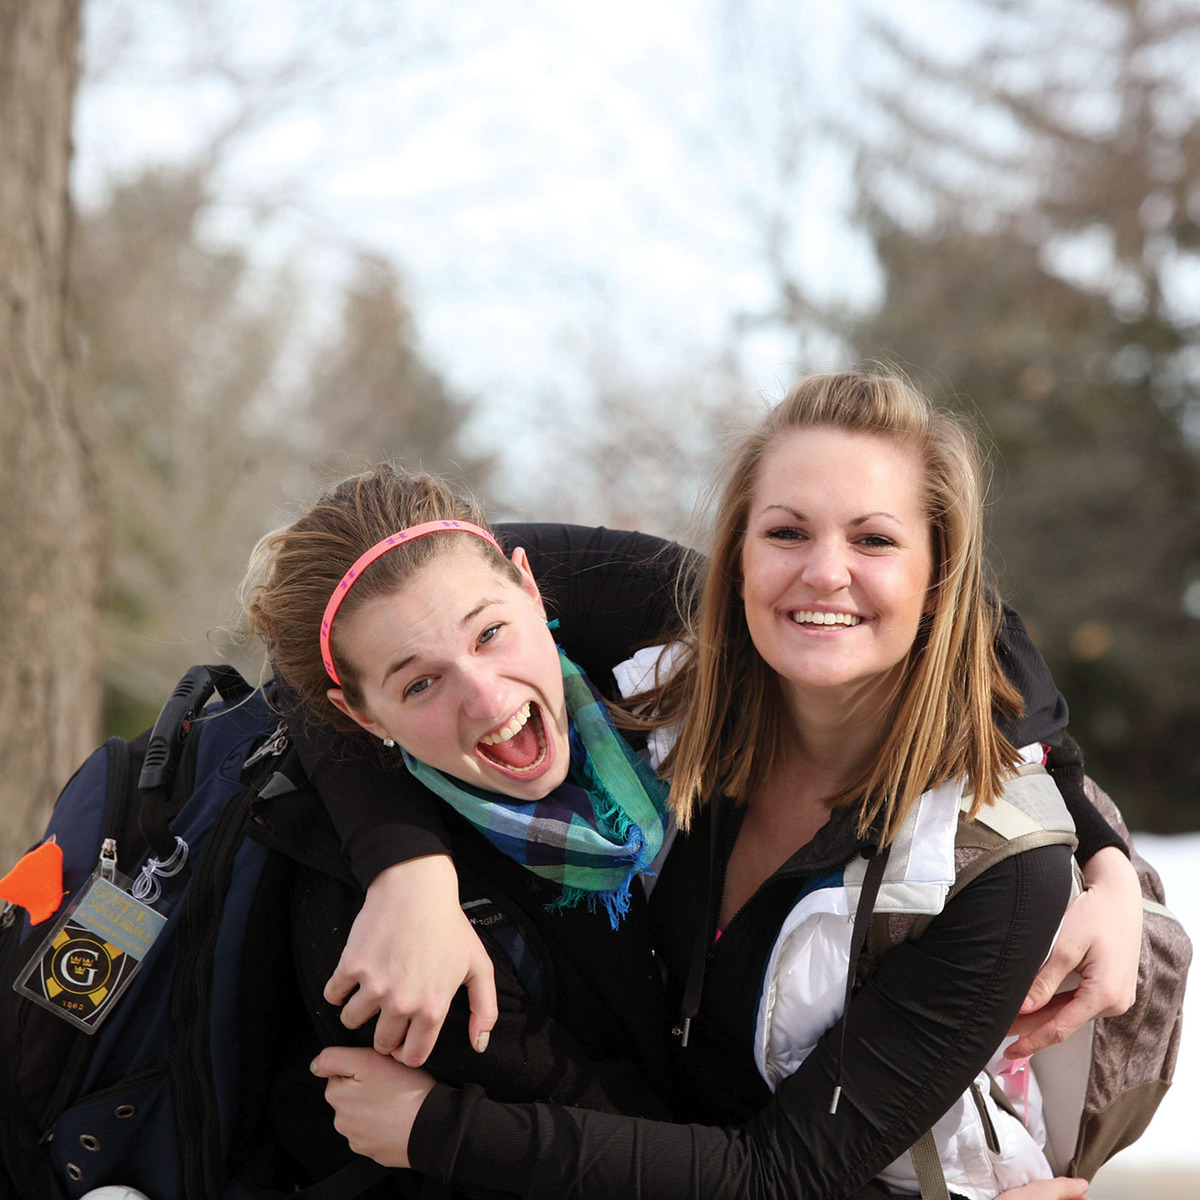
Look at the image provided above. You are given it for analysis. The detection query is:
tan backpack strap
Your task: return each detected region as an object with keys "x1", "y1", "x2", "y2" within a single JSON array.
[
  {"x1": 953, "y1": 765, "x2": 1078, "y2": 899},
  {"x1": 952, "y1": 824, "x2": 1078, "y2": 899},
  {"x1": 894, "y1": 768, "x2": 1085, "y2": 1195},
  {"x1": 986, "y1": 1069, "x2": 1019, "y2": 1121},
  {"x1": 908, "y1": 1129, "x2": 953, "y2": 1200},
  {"x1": 864, "y1": 910, "x2": 893, "y2": 971}
]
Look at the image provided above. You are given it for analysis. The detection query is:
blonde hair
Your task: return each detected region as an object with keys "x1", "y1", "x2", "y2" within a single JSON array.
[
  {"x1": 650, "y1": 371, "x2": 1021, "y2": 842},
  {"x1": 241, "y1": 463, "x2": 518, "y2": 731}
]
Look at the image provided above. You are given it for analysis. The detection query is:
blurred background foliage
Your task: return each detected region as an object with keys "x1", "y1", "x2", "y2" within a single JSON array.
[
  {"x1": 75, "y1": 166, "x2": 491, "y2": 734},
  {"x1": 846, "y1": 0, "x2": 1200, "y2": 830},
  {"x1": 72, "y1": 0, "x2": 1198, "y2": 830}
]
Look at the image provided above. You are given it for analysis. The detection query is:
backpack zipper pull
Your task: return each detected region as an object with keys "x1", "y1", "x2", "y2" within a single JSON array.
[
  {"x1": 243, "y1": 723, "x2": 288, "y2": 768},
  {"x1": 99, "y1": 837, "x2": 118, "y2": 883}
]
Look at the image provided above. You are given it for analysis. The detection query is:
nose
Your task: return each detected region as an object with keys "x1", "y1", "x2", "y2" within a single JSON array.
[
  {"x1": 457, "y1": 661, "x2": 508, "y2": 722},
  {"x1": 801, "y1": 538, "x2": 852, "y2": 594}
]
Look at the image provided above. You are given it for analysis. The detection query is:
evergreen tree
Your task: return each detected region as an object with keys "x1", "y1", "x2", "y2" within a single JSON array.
[
  {"x1": 852, "y1": 0, "x2": 1200, "y2": 828},
  {"x1": 74, "y1": 167, "x2": 296, "y2": 732},
  {"x1": 305, "y1": 254, "x2": 491, "y2": 497}
]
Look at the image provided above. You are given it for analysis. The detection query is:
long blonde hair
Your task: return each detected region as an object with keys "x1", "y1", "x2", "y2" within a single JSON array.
[{"x1": 650, "y1": 371, "x2": 1021, "y2": 842}]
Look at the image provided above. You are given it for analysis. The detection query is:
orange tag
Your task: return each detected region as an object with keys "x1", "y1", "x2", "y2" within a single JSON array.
[{"x1": 0, "y1": 839, "x2": 65, "y2": 925}]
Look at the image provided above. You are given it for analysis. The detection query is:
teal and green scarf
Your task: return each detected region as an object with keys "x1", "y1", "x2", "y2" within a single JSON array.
[{"x1": 403, "y1": 650, "x2": 670, "y2": 927}]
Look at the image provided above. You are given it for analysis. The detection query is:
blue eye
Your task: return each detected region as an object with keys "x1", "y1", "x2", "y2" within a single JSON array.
[
  {"x1": 404, "y1": 677, "x2": 433, "y2": 699},
  {"x1": 478, "y1": 623, "x2": 502, "y2": 646}
]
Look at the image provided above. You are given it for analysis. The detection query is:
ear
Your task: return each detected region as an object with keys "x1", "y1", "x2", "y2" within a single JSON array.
[
  {"x1": 510, "y1": 546, "x2": 546, "y2": 618},
  {"x1": 326, "y1": 687, "x2": 388, "y2": 741}
]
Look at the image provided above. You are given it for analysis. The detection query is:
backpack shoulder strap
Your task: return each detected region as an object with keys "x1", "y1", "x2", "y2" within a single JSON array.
[
  {"x1": 868, "y1": 766, "x2": 1081, "y2": 1197},
  {"x1": 868, "y1": 764, "x2": 1079, "y2": 957},
  {"x1": 953, "y1": 764, "x2": 1080, "y2": 896}
]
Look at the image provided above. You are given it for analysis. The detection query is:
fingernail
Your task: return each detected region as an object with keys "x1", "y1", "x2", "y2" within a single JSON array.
[
  {"x1": 475, "y1": 1030, "x2": 490, "y2": 1054},
  {"x1": 309, "y1": 1058, "x2": 320, "y2": 1075}
]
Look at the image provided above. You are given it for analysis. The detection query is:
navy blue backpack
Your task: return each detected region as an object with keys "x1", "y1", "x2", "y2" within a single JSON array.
[{"x1": 0, "y1": 666, "x2": 393, "y2": 1200}]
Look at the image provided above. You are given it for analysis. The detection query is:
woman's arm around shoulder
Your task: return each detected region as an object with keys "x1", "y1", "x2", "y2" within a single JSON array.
[
  {"x1": 378, "y1": 844, "x2": 1075, "y2": 1200},
  {"x1": 310, "y1": 524, "x2": 694, "y2": 1062}
]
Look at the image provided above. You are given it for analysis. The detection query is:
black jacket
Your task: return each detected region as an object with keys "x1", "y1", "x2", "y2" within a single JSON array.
[
  {"x1": 235, "y1": 763, "x2": 675, "y2": 1200},
  {"x1": 406, "y1": 809, "x2": 1072, "y2": 1200},
  {"x1": 294, "y1": 806, "x2": 678, "y2": 1120}
]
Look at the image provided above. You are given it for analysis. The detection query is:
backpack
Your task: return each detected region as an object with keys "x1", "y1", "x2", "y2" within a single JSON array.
[
  {"x1": 870, "y1": 767, "x2": 1192, "y2": 1197},
  {"x1": 0, "y1": 665, "x2": 396, "y2": 1200},
  {"x1": 1038, "y1": 777, "x2": 1191, "y2": 1180}
]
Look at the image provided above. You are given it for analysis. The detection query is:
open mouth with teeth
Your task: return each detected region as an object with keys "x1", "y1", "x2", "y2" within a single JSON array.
[
  {"x1": 476, "y1": 700, "x2": 553, "y2": 780},
  {"x1": 788, "y1": 610, "x2": 863, "y2": 628}
]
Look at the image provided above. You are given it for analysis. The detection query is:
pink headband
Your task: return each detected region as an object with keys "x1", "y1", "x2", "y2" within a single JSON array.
[{"x1": 320, "y1": 519, "x2": 502, "y2": 685}]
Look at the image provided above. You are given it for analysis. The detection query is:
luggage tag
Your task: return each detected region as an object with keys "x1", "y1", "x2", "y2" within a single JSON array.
[{"x1": 15, "y1": 839, "x2": 169, "y2": 1034}]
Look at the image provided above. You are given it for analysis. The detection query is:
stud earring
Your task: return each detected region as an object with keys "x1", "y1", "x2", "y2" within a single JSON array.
[{"x1": 382, "y1": 738, "x2": 396, "y2": 748}]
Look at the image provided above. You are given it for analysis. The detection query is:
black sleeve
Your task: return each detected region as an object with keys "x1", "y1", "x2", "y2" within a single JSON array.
[
  {"x1": 500, "y1": 522, "x2": 695, "y2": 679},
  {"x1": 421, "y1": 933, "x2": 672, "y2": 1122},
  {"x1": 994, "y1": 605, "x2": 1123, "y2": 864},
  {"x1": 293, "y1": 524, "x2": 692, "y2": 886},
  {"x1": 1042, "y1": 731, "x2": 1125, "y2": 864},
  {"x1": 409, "y1": 845, "x2": 1074, "y2": 1200},
  {"x1": 995, "y1": 601, "x2": 1068, "y2": 746},
  {"x1": 281, "y1": 676, "x2": 455, "y2": 886}
]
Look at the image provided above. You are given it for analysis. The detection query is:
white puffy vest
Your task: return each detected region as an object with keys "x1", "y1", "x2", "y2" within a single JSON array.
[
  {"x1": 755, "y1": 747, "x2": 1067, "y2": 1200},
  {"x1": 612, "y1": 645, "x2": 1076, "y2": 1199}
]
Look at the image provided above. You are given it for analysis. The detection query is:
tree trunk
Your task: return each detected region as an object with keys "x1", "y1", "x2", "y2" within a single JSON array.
[{"x1": 0, "y1": 0, "x2": 105, "y2": 872}]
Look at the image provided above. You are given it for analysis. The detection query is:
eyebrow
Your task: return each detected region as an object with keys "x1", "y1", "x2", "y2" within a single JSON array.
[
  {"x1": 380, "y1": 597, "x2": 504, "y2": 683},
  {"x1": 760, "y1": 504, "x2": 905, "y2": 525},
  {"x1": 461, "y1": 597, "x2": 502, "y2": 626}
]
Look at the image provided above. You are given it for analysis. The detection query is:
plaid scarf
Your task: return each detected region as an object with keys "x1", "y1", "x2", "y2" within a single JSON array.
[{"x1": 402, "y1": 650, "x2": 670, "y2": 928}]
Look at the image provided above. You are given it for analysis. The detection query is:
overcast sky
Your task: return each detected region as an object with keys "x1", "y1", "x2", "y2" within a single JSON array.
[{"x1": 73, "y1": 0, "x2": 895, "y2": 508}]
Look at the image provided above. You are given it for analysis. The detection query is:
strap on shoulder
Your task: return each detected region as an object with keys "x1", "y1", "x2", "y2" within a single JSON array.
[{"x1": 868, "y1": 764, "x2": 1078, "y2": 957}]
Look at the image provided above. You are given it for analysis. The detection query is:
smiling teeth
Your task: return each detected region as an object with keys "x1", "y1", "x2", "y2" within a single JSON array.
[
  {"x1": 791, "y1": 610, "x2": 861, "y2": 627},
  {"x1": 479, "y1": 702, "x2": 532, "y2": 745}
]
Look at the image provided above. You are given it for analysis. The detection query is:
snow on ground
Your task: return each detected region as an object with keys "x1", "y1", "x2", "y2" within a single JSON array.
[{"x1": 1104, "y1": 833, "x2": 1200, "y2": 1173}]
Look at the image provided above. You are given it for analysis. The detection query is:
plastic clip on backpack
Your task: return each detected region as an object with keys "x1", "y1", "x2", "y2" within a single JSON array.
[{"x1": 0, "y1": 666, "x2": 392, "y2": 1200}]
